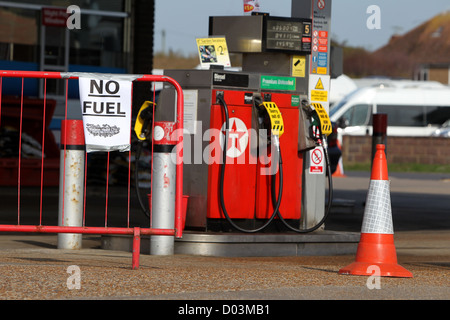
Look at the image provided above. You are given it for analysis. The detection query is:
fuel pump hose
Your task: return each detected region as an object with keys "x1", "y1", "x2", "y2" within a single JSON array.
[
  {"x1": 217, "y1": 95, "x2": 282, "y2": 233},
  {"x1": 134, "y1": 101, "x2": 155, "y2": 219},
  {"x1": 135, "y1": 141, "x2": 151, "y2": 218},
  {"x1": 272, "y1": 139, "x2": 333, "y2": 233}
]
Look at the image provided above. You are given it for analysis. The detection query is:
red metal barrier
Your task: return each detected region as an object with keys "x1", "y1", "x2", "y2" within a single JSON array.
[{"x1": 0, "y1": 70, "x2": 184, "y2": 269}]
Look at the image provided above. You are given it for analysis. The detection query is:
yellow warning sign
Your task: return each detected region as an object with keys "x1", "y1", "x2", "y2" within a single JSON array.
[
  {"x1": 309, "y1": 74, "x2": 330, "y2": 105},
  {"x1": 312, "y1": 102, "x2": 332, "y2": 136},
  {"x1": 262, "y1": 102, "x2": 284, "y2": 137},
  {"x1": 317, "y1": 67, "x2": 327, "y2": 75},
  {"x1": 315, "y1": 78, "x2": 324, "y2": 90},
  {"x1": 292, "y1": 55, "x2": 306, "y2": 78},
  {"x1": 310, "y1": 90, "x2": 328, "y2": 102}
]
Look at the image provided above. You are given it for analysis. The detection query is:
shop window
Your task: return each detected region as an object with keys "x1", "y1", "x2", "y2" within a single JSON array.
[{"x1": 0, "y1": 7, "x2": 39, "y2": 62}]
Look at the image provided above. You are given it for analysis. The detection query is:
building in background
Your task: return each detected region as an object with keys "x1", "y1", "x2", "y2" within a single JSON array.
[
  {"x1": 341, "y1": 10, "x2": 450, "y2": 84},
  {"x1": 415, "y1": 63, "x2": 450, "y2": 85},
  {"x1": 0, "y1": 0, "x2": 154, "y2": 107},
  {"x1": 0, "y1": 0, "x2": 155, "y2": 187}
]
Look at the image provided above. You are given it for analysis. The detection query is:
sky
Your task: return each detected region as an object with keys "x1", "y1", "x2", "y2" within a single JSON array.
[{"x1": 154, "y1": 0, "x2": 450, "y2": 55}]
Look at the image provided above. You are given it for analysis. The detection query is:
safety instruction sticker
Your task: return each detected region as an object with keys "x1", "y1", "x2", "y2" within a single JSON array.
[
  {"x1": 309, "y1": 74, "x2": 330, "y2": 114},
  {"x1": 309, "y1": 74, "x2": 329, "y2": 102},
  {"x1": 310, "y1": 0, "x2": 331, "y2": 74},
  {"x1": 309, "y1": 146, "x2": 324, "y2": 174},
  {"x1": 311, "y1": 90, "x2": 327, "y2": 101},
  {"x1": 262, "y1": 102, "x2": 284, "y2": 137},
  {"x1": 196, "y1": 37, "x2": 231, "y2": 69},
  {"x1": 292, "y1": 55, "x2": 306, "y2": 78},
  {"x1": 315, "y1": 78, "x2": 324, "y2": 90}
]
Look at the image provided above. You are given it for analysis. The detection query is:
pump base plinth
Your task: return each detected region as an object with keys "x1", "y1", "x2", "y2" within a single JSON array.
[{"x1": 102, "y1": 230, "x2": 359, "y2": 257}]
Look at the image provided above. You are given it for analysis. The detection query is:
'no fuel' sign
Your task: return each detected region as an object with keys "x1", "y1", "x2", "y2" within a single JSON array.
[{"x1": 79, "y1": 77, "x2": 132, "y2": 152}]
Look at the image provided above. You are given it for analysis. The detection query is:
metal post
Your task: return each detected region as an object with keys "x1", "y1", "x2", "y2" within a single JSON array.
[
  {"x1": 150, "y1": 121, "x2": 177, "y2": 255},
  {"x1": 132, "y1": 227, "x2": 141, "y2": 269},
  {"x1": 372, "y1": 113, "x2": 387, "y2": 167},
  {"x1": 293, "y1": 0, "x2": 333, "y2": 229},
  {"x1": 58, "y1": 120, "x2": 85, "y2": 250}
]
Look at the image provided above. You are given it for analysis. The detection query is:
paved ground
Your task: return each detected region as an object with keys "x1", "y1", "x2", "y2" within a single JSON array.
[
  {"x1": 0, "y1": 233, "x2": 449, "y2": 301},
  {"x1": 0, "y1": 171, "x2": 449, "y2": 303}
]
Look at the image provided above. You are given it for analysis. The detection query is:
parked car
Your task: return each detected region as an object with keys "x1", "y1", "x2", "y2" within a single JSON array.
[{"x1": 431, "y1": 119, "x2": 450, "y2": 137}]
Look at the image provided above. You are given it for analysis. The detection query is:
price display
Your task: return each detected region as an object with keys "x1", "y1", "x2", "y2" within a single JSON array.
[{"x1": 265, "y1": 18, "x2": 311, "y2": 53}]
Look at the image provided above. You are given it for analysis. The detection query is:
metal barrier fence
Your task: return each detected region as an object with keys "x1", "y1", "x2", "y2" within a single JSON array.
[{"x1": 0, "y1": 70, "x2": 184, "y2": 269}]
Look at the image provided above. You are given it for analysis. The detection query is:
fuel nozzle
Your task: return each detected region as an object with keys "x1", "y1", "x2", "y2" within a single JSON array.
[
  {"x1": 301, "y1": 99, "x2": 316, "y2": 119},
  {"x1": 301, "y1": 99, "x2": 320, "y2": 142},
  {"x1": 253, "y1": 94, "x2": 266, "y2": 115},
  {"x1": 301, "y1": 99, "x2": 332, "y2": 144},
  {"x1": 134, "y1": 101, "x2": 155, "y2": 141}
]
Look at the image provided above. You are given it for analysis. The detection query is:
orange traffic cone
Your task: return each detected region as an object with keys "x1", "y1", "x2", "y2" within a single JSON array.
[
  {"x1": 339, "y1": 144, "x2": 412, "y2": 278},
  {"x1": 332, "y1": 140, "x2": 346, "y2": 177},
  {"x1": 332, "y1": 158, "x2": 346, "y2": 177}
]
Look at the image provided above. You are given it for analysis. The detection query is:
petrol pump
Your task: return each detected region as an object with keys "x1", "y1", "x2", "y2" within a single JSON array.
[{"x1": 151, "y1": 13, "x2": 333, "y2": 234}]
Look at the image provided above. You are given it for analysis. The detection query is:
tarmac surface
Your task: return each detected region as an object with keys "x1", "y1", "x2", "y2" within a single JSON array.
[{"x1": 0, "y1": 171, "x2": 449, "y2": 304}]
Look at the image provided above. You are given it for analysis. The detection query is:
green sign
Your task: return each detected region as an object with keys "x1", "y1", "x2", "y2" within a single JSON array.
[
  {"x1": 291, "y1": 95, "x2": 300, "y2": 106},
  {"x1": 260, "y1": 75, "x2": 296, "y2": 91}
]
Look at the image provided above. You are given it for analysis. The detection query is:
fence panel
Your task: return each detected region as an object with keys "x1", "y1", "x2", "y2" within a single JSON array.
[{"x1": 0, "y1": 70, "x2": 184, "y2": 269}]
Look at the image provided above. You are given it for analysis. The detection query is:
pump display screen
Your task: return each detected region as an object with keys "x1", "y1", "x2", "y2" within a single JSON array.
[
  {"x1": 265, "y1": 18, "x2": 312, "y2": 53},
  {"x1": 209, "y1": 15, "x2": 312, "y2": 54}
]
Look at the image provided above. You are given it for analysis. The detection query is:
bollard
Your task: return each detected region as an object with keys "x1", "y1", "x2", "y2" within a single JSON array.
[
  {"x1": 132, "y1": 227, "x2": 141, "y2": 269},
  {"x1": 150, "y1": 121, "x2": 177, "y2": 255},
  {"x1": 58, "y1": 120, "x2": 85, "y2": 250},
  {"x1": 371, "y1": 114, "x2": 387, "y2": 168}
]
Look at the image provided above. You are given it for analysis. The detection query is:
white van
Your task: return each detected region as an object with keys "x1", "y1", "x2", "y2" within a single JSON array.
[{"x1": 329, "y1": 80, "x2": 450, "y2": 138}]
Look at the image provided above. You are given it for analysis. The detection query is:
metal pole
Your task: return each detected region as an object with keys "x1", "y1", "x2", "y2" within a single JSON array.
[
  {"x1": 132, "y1": 227, "x2": 141, "y2": 269},
  {"x1": 58, "y1": 120, "x2": 85, "y2": 250},
  {"x1": 371, "y1": 113, "x2": 387, "y2": 168},
  {"x1": 136, "y1": 74, "x2": 184, "y2": 239},
  {"x1": 293, "y1": 0, "x2": 333, "y2": 229},
  {"x1": 150, "y1": 121, "x2": 177, "y2": 255}
]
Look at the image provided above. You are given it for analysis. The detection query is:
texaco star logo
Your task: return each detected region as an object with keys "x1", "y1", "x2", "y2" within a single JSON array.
[{"x1": 220, "y1": 117, "x2": 249, "y2": 158}]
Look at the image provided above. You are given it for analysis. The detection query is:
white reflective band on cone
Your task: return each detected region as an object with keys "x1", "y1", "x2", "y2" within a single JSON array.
[{"x1": 361, "y1": 180, "x2": 394, "y2": 234}]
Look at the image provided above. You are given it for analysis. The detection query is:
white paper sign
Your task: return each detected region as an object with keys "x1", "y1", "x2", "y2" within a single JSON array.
[
  {"x1": 79, "y1": 77, "x2": 132, "y2": 152},
  {"x1": 183, "y1": 90, "x2": 198, "y2": 134}
]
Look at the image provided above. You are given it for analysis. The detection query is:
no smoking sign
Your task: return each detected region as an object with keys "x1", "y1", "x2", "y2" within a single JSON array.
[
  {"x1": 309, "y1": 147, "x2": 324, "y2": 174},
  {"x1": 317, "y1": 0, "x2": 325, "y2": 10}
]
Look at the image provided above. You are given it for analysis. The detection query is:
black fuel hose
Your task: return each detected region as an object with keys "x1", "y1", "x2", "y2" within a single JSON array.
[
  {"x1": 134, "y1": 105, "x2": 154, "y2": 219},
  {"x1": 135, "y1": 142, "x2": 151, "y2": 218},
  {"x1": 218, "y1": 95, "x2": 282, "y2": 233},
  {"x1": 271, "y1": 140, "x2": 333, "y2": 233}
]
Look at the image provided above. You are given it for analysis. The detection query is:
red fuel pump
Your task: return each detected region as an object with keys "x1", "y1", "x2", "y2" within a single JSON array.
[
  {"x1": 210, "y1": 89, "x2": 332, "y2": 233},
  {"x1": 154, "y1": 14, "x2": 334, "y2": 234},
  {"x1": 209, "y1": 90, "x2": 303, "y2": 232},
  {"x1": 155, "y1": 69, "x2": 333, "y2": 233},
  {"x1": 213, "y1": 92, "x2": 284, "y2": 233}
]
